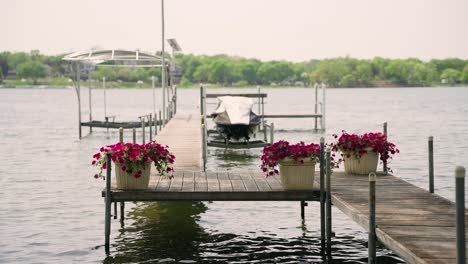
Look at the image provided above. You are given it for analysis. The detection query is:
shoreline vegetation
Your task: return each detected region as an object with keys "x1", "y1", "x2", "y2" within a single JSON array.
[{"x1": 1, "y1": 50, "x2": 467, "y2": 89}]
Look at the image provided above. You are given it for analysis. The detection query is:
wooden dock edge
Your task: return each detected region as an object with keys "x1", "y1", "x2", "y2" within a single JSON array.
[{"x1": 332, "y1": 195, "x2": 428, "y2": 264}]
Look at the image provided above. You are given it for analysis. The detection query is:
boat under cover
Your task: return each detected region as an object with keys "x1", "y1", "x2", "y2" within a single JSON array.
[{"x1": 212, "y1": 96, "x2": 261, "y2": 141}]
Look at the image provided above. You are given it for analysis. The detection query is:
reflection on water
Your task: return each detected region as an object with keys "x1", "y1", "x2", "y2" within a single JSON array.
[
  {"x1": 107, "y1": 202, "x2": 208, "y2": 263},
  {"x1": 105, "y1": 201, "x2": 403, "y2": 263},
  {"x1": 211, "y1": 148, "x2": 260, "y2": 170}
]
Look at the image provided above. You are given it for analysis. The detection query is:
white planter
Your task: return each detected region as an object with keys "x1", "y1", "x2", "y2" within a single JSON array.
[
  {"x1": 279, "y1": 159, "x2": 316, "y2": 190},
  {"x1": 114, "y1": 162, "x2": 151, "y2": 190},
  {"x1": 343, "y1": 148, "x2": 379, "y2": 175}
]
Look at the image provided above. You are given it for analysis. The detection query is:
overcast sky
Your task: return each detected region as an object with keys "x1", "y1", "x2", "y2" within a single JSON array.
[{"x1": 2, "y1": 0, "x2": 467, "y2": 62}]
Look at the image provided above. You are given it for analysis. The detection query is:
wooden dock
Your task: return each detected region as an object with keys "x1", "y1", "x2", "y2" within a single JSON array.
[
  {"x1": 153, "y1": 112, "x2": 202, "y2": 171},
  {"x1": 325, "y1": 172, "x2": 467, "y2": 264},
  {"x1": 105, "y1": 171, "x2": 320, "y2": 202},
  {"x1": 102, "y1": 112, "x2": 466, "y2": 263}
]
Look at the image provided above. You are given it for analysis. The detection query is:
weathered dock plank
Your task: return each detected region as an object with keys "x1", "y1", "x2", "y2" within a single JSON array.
[
  {"x1": 104, "y1": 170, "x2": 320, "y2": 202},
  {"x1": 319, "y1": 171, "x2": 465, "y2": 264},
  {"x1": 154, "y1": 113, "x2": 201, "y2": 171}
]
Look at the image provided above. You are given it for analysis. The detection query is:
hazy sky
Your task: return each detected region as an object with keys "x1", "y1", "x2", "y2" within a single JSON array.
[{"x1": 2, "y1": 0, "x2": 467, "y2": 62}]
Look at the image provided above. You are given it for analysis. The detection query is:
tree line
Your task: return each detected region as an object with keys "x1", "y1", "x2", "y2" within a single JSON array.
[{"x1": 1, "y1": 50, "x2": 468, "y2": 87}]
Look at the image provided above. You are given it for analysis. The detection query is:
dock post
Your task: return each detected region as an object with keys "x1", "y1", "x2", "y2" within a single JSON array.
[
  {"x1": 104, "y1": 154, "x2": 112, "y2": 253},
  {"x1": 383, "y1": 122, "x2": 388, "y2": 175},
  {"x1": 153, "y1": 112, "x2": 158, "y2": 136},
  {"x1": 118, "y1": 127, "x2": 125, "y2": 223},
  {"x1": 263, "y1": 121, "x2": 267, "y2": 142},
  {"x1": 368, "y1": 172, "x2": 377, "y2": 264},
  {"x1": 261, "y1": 96, "x2": 265, "y2": 131},
  {"x1": 300, "y1": 201, "x2": 306, "y2": 220},
  {"x1": 428, "y1": 136, "x2": 434, "y2": 193},
  {"x1": 257, "y1": 86, "x2": 261, "y2": 115},
  {"x1": 75, "y1": 62, "x2": 83, "y2": 139},
  {"x1": 201, "y1": 123, "x2": 207, "y2": 172},
  {"x1": 141, "y1": 117, "x2": 146, "y2": 144},
  {"x1": 270, "y1": 123, "x2": 274, "y2": 144},
  {"x1": 89, "y1": 86, "x2": 93, "y2": 134},
  {"x1": 105, "y1": 117, "x2": 109, "y2": 133},
  {"x1": 132, "y1": 128, "x2": 136, "y2": 144},
  {"x1": 320, "y1": 137, "x2": 326, "y2": 250},
  {"x1": 455, "y1": 166, "x2": 465, "y2": 264},
  {"x1": 149, "y1": 114, "x2": 153, "y2": 142},
  {"x1": 174, "y1": 85, "x2": 177, "y2": 114},
  {"x1": 314, "y1": 83, "x2": 318, "y2": 130},
  {"x1": 159, "y1": 110, "x2": 162, "y2": 131},
  {"x1": 120, "y1": 200, "x2": 125, "y2": 227},
  {"x1": 326, "y1": 147, "x2": 332, "y2": 255},
  {"x1": 321, "y1": 83, "x2": 326, "y2": 130}
]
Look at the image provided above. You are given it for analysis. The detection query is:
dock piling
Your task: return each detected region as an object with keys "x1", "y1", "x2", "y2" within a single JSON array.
[
  {"x1": 132, "y1": 128, "x2": 136, "y2": 144},
  {"x1": 149, "y1": 114, "x2": 153, "y2": 142},
  {"x1": 120, "y1": 202, "x2": 125, "y2": 227},
  {"x1": 159, "y1": 110, "x2": 162, "y2": 131},
  {"x1": 320, "y1": 137, "x2": 326, "y2": 250},
  {"x1": 154, "y1": 112, "x2": 158, "y2": 136},
  {"x1": 118, "y1": 127, "x2": 125, "y2": 221},
  {"x1": 326, "y1": 147, "x2": 332, "y2": 255},
  {"x1": 368, "y1": 172, "x2": 377, "y2": 264},
  {"x1": 455, "y1": 166, "x2": 466, "y2": 264},
  {"x1": 89, "y1": 86, "x2": 93, "y2": 134},
  {"x1": 104, "y1": 154, "x2": 112, "y2": 253},
  {"x1": 383, "y1": 122, "x2": 388, "y2": 175},
  {"x1": 270, "y1": 123, "x2": 274, "y2": 144},
  {"x1": 141, "y1": 117, "x2": 146, "y2": 144},
  {"x1": 314, "y1": 83, "x2": 318, "y2": 130},
  {"x1": 428, "y1": 136, "x2": 434, "y2": 193},
  {"x1": 300, "y1": 201, "x2": 306, "y2": 220}
]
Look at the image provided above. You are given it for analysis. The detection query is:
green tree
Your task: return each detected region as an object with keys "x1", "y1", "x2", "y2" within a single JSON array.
[
  {"x1": 193, "y1": 64, "x2": 210, "y2": 83},
  {"x1": 93, "y1": 67, "x2": 117, "y2": 81},
  {"x1": 310, "y1": 59, "x2": 352, "y2": 87},
  {"x1": 0, "y1": 52, "x2": 9, "y2": 79},
  {"x1": 257, "y1": 61, "x2": 294, "y2": 84},
  {"x1": 341, "y1": 74, "x2": 357, "y2": 87},
  {"x1": 355, "y1": 62, "x2": 372, "y2": 85},
  {"x1": 238, "y1": 60, "x2": 259, "y2": 84},
  {"x1": 461, "y1": 65, "x2": 468, "y2": 84},
  {"x1": 440, "y1": 68, "x2": 461, "y2": 84},
  {"x1": 8, "y1": 52, "x2": 30, "y2": 69},
  {"x1": 16, "y1": 61, "x2": 47, "y2": 84}
]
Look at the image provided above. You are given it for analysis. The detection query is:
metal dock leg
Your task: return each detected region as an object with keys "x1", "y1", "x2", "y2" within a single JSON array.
[
  {"x1": 104, "y1": 155, "x2": 112, "y2": 253},
  {"x1": 369, "y1": 172, "x2": 377, "y2": 264},
  {"x1": 120, "y1": 202, "x2": 125, "y2": 227},
  {"x1": 300, "y1": 201, "x2": 307, "y2": 220},
  {"x1": 326, "y1": 147, "x2": 332, "y2": 257},
  {"x1": 326, "y1": 147, "x2": 332, "y2": 256},
  {"x1": 428, "y1": 136, "x2": 434, "y2": 193},
  {"x1": 320, "y1": 138, "x2": 325, "y2": 250},
  {"x1": 455, "y1": 166, "x2": 465, "y2": 264}
]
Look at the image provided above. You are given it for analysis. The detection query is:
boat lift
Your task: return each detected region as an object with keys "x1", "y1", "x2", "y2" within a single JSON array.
[
  {"x1": 199, "y1": 83, "x2": 326, "y2": 152},
  {"x1": 63, "y1": 49, "x2": 177, "y2": 139}
]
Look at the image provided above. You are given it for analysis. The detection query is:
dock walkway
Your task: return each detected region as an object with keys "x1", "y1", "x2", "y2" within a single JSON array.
[
  {"x1": 154, "y1": 112, "x2": 201, "y2": 171},
  {"x1": 325, "y1": 172, "x2": 467, "y2": 264}
]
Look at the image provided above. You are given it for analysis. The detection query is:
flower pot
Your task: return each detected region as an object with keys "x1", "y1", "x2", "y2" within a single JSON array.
[
  {"x1": 114, "y1": 162, "x2": 151, "y2": 190},
  {"x1": 279, "y1": 159, "x2": 316, "y2": 190},
  {"x1": 343, "y1": 148, "x2": 379, "y2": 175}
]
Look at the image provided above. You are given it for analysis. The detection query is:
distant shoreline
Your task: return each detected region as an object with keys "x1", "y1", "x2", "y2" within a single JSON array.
[{"x1": 1, "y1": 84, "x2": 466, "y2": 89}]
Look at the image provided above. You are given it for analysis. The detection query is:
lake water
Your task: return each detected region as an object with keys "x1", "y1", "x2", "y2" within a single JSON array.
[{"x1": 1, "y1": 86, "x2": 467, "y2": 263}]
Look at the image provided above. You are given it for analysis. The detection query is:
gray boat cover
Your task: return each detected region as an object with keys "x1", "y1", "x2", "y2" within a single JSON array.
[{"x1": 213, "y1": 96, "x2": 255, "y2": 125}]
